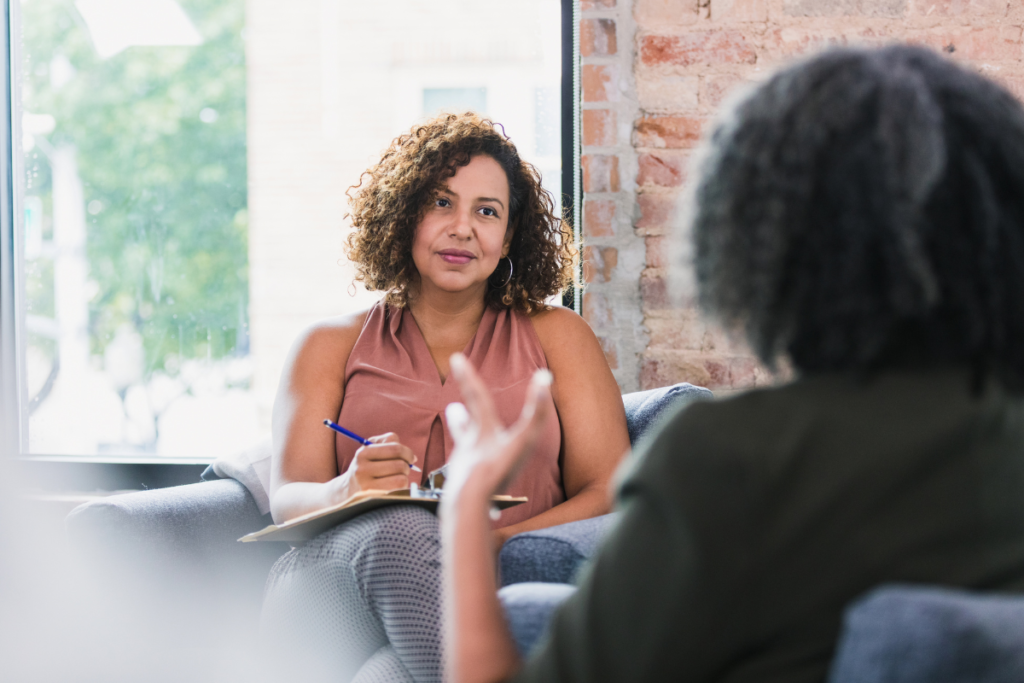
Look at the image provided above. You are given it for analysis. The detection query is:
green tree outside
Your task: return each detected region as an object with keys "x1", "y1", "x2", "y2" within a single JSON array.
[{"x1": 22, "y1": 0, "x2": 247, "y2": 380}]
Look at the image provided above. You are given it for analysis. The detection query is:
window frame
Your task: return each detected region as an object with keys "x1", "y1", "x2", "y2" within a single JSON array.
[{"x1": 0, "y1": 0, "x2": 582, "y2": 491}]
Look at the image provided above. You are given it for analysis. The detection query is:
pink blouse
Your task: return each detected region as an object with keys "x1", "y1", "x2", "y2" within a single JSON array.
[{"x1": 336, "y1": 301, "x2": 565, "y2": 528}]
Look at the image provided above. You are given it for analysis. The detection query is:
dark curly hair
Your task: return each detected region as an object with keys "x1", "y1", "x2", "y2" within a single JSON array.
[
  {"x1": 691, "y1": 45, "x2": 1024, "y2": 391},
  {"x1": 345, "y1": 112, "x2": 576, "y2": 313}
]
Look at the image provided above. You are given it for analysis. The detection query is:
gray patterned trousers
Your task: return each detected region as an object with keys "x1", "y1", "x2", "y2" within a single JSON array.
[{"x1": 261, "y1": 505, "x2": 443, "y2": 683}]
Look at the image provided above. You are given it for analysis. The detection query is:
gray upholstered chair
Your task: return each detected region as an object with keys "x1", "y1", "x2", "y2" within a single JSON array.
[
  {"x1": 826, "y1": 585, "x2": 1024, "y2": 683},
  {"x1": 65, "y1": 382, "x2": 712, "y2": 648}
]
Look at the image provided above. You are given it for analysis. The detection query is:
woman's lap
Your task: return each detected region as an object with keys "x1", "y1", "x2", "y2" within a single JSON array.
[{"x1": 261, "y1": 505, "x2": 442, "y2": 683}]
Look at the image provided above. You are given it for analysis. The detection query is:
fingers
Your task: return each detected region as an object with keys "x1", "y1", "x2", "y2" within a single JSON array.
[
  {"x1": 449, "y1": 353, "x2": 501, "y2": 436},
  {"x1": 371, "y1": 475, "x2": 411, "y2": 491},
  {"x1": 494, "y1": 370, "x2": 553, "y2": 476},
  {"x1": 356, "y1": 440, "x2": 411, "y2": 462},
  {"x1": 357, "y1": 470, "x2": 410, "y2": 491},
  {"x1": 445, "y1": 402, "x2": 473, "y2": 445},
  {"x1": 352, "y1": 457, "x2": 412, "y2": 491},
  {"x1": 516, "y1": 370, "x2": 553, "y2": 434},
  {"x1": 368, "y1": 432, "x2": 400, "y2": 444}
]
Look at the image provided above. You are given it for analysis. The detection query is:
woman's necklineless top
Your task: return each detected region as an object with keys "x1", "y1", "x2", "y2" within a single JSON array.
[{"x1": 336, "y1": 300, "x2": 565, "y2": 527}]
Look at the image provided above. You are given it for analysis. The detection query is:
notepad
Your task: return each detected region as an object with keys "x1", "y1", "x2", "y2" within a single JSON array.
[{"x1": 239, "y1": 488, "x2": 527, "y2": 543}]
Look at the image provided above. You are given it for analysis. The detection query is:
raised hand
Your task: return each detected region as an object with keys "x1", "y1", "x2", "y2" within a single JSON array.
[{"x1": 443, "y1": 352, "x2": 553, "y2": 501}]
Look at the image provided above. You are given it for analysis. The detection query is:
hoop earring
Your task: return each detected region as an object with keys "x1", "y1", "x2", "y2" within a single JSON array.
[{"x1": 493, "y1": 256, "x2": 513, "y2": 288}]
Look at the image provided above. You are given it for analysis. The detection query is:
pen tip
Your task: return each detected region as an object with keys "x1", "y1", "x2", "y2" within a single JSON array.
[{"x1": 322, "y1": 419, "x2": 331, "y2": 425}]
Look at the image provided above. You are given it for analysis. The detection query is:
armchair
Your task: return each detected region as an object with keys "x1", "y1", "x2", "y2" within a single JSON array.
[{"x1": 65, "y1": 382, "x2": 711, "y2": 647}]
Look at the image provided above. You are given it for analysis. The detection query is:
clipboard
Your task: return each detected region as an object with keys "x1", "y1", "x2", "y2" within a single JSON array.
[{"x1": 239, "y1": 488, "x2": 527, "y2": 543}]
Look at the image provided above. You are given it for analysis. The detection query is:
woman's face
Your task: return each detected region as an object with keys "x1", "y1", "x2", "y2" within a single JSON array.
[{"x1": 411, "y1": 154, "x2": 512, "y2": 299}]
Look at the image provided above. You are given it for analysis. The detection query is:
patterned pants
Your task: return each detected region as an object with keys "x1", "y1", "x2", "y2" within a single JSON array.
[{"x1": 261, "y1": 506, "x2": 443, "y2": 683}]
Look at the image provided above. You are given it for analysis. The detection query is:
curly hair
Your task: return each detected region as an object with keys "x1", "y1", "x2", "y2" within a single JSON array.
[
  {"x1": 345, "y1": 112, "x2": 576, "y2": 313},
  {"x1": 690, "y1": 45, "x2": 1024, "y2": 391}
]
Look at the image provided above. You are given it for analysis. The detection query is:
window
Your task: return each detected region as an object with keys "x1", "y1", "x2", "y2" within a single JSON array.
[
  {"x1": 2, "y1": 0, "x2": 579, "y2": 474},
  {"x1": 423, "y1": 87, "x2": 488, "y2": 117}
]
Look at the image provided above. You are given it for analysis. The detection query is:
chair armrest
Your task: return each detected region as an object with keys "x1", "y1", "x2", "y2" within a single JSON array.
[
  {"x1": 499, "y1": 582, "x2": 577, "y2": 655},
  {"x1": 499, "y1": 513, "x2": 619, "y2": 586},
  {"x1": 623, "y1": 382, "x2": 713, "y2": 446},
  {"x1": 65, "y1": 479, "x2": 286, "y2": 630},
  {"x1": 66, "y1": 478, "x2": 269, "y2": 557},
  {"x1": 828, "y1": 584, "x2": 1024, "y2": 683}
]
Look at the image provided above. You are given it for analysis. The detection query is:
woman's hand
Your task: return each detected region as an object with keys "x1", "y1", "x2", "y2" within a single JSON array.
[
  {"x1": 335, "y1": 433, "x2": 418, "y2": 500},
  {"x1": 440, "y1": 352, "x2": 552, "y2": 683},
  {"x1": 443, "y1": 353, "x2": 553, "y2": 504}
]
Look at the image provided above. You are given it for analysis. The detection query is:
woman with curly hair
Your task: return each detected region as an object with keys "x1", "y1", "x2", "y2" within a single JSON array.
[
  {"x1": 261, "y1": 113, "x2": 629, "y2": 682},
  {"x1": 441, "y1": 46, "x2": 1024, "y2": 682}
]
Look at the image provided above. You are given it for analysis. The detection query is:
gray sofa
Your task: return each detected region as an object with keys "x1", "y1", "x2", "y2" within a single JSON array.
[{"x1": 65, "y1": 383, "x2": 711, "y2": 649}]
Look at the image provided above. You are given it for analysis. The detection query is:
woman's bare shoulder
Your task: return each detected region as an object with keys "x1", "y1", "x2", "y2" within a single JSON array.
[
  {"x1": 284, "y1": 305, "x2": 376, "y2": 379},
  {"x1": 529, "y1": 304, "x2": 596, "y2": 347}
]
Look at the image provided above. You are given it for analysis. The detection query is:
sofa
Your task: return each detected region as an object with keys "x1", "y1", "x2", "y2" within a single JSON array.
[{"x1": 65, "y1": 383, "x2": 711, "y2": 651}]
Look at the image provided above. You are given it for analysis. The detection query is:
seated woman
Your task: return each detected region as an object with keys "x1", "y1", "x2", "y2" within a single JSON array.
[
  {"x1": 262, "y1": 113, "x2": 629, "y2": 682},
  {"x1": 442, "y1": 45, "x2": 1024, "y2": 682}
]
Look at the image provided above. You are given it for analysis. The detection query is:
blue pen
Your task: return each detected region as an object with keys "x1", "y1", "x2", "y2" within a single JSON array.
[{"x1": 323, "y1": 419, "x2": 422, "y2": 472}]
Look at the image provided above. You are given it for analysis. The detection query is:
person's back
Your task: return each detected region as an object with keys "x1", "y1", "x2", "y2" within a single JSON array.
[
  {"x1": 440, "y1": 44, "x2": 1024, "y2": 683},
  {"x1": 590, "y1": 368, "x2": 1024, "y2": 682}
]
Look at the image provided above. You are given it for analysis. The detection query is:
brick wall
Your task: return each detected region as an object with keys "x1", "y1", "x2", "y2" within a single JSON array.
[
  {"x1": 579, "y1": 1, "x2": 647, "y2": 392},
  {"x1": 580, "y1": 0, "x2": 1024, "y2": 393}
]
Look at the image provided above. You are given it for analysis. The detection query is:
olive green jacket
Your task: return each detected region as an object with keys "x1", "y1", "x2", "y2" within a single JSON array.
[{"x1": 516, "y1": 369, "x2": 1024, "y2": 683}]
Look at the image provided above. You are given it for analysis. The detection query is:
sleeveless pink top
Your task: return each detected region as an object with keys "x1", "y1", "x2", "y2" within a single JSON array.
[{"x1": 336, "y1": 301, "x2": 564, "y2": 528}]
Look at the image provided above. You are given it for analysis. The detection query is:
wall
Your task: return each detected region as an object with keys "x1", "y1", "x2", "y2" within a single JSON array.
[
  {"x1": 580, "y1": 0, "x2": 1024, "y2": 393},
  {"x1": 247, "y1": 0, "x2": 561, "y2": 430}
]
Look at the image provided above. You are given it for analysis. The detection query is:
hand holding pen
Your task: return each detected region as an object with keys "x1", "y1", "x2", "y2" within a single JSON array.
[{"x1": 324, "y1": 419, "x2": 422, "y2": 475}]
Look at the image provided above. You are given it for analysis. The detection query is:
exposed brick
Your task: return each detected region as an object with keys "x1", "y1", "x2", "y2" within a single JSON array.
[
  {"x1": 907, "y1": 27, "x2": 1023, "y2": 62},
  {"x1": 766, "y1": 26, "x2": 901, "y2": 59},
  {"x1": 597, "y1": 336, "x2": 620, "y2": 369},
  {"x1": 582, "y1": 292, "x2": 614, "y2": 328},
  {"x1": 640, "y1": 31, "x2": 757, "y2": 67},
  {"x1": 909, "y1": 0, "x2": 1009, "y2": 15},
  {"x1": 645, "y1": 235, "x2": 670, "y2": 269},
  {"x1": 784, "y1": 0, "x2": 907, "y2": 16},
  {"x1": 711, "y1": 0, "x2": 769, "y2": 21},
  {"x1": 634, "y1": 0, "x2": 700, "y2": 28},
  {"x1": 705, "y1": 356, "x2": 731, "y2": 388},
  {"x1": 640, "y1": 351, "x2": 731, "y2": 390},
  {"x1": 583, "y1": 64, "x2": 616, "y2": 102},
  {"x1": 641, "y1": 354, "x2": 700, "y2": 389},
  {"x1": 584, "y1": 246, "x2": 619, "y2": 283},
  {"x1": 637, "y1": 74, "x2": 699, "y2": 113},
  {"x1": 584, "y1": 199, "x2": 616, "y2": 238},
  {"x1": 766, "y1": 27, "x2": 838, "y2": 57},
  {"x1": 641, "y1": 270, "x2": 672, "y2": 310},
  {"x1": 582, "y1": 109, "x2": 617, "y2": 147},
  {"x1": 635, "y1": 192, "x2": 679, "y2": 235},
  {"x1": 634, "y1": 115, "x2": 705, "y2": 149},
  {"x1": 646, "y1": 314, "x2": 708, "y2": 351},
  {"x1": 638, "y1": 152, "x2": 689, "y2": 188},
  {"x1": 582, "y1": 0, "x2": 616, "y2": 8},
  {"x1": 703, "y1": 326, "x2": 749, "y2": 354},
  {"x1": 702, "y1": 73, "x2": 746, "y2": 109},
  {"x1": 997, "y1": 75, "x2": 1024, "y2": 104},
  {"x1": 581, "y1": 19, "x2": 617, "y2": 57},
  {"x1": 728, "y1": 355, "x2": 768, "y2": 388},
  {"x1": 582, "y1": 154, "x2": 620, "y2": 193},
  {"x1": 642, "y1": 341, "x2": 766, "y2": 390}
]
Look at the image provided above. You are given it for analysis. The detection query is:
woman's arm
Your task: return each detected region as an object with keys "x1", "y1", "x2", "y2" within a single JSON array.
[
  {"x1": 269, "y1": 311, "x2": 417, "y2": 524},
  {"x1": 493, "y1": 307, "x2": 630, "y2": 546},
  {"x1": 442, "y1": 355, "x2": 741, "y2": 683},
  {"x1": 441, "y1": 354, "x2": 554, "y2": 683}
]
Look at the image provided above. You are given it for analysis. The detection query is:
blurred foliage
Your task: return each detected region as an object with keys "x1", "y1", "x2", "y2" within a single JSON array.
[{"x1": 21, "y1": 0, "x2": 247, "y2": 375}]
